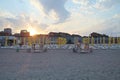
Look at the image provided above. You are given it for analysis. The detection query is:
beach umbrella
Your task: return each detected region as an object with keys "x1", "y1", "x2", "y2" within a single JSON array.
[
  {"x1": 5, "y1": 36, "x2": 8, "y2": 46},
  {"x1": 49, "y1": 38, "x2": 52, "y2": 44},
  {"x1": 84, "y1": 38, "x2": 87, "y2": 44},
  {"x1": 48, "y1": 38, "x2": 51, "y2": 44},
  {"x1": 103, "y1": 37, "x2": 105, "y2": 45},
  {"x1": 28, "y1": 37, "x2": 32, "y2": 46},
  {"x1": 45, "y1": 37, "x2": 48, "y2": 44},
  {"x1": 91, "y1": 37, "x2": 94, "y2": 46},
  {"x1": 38, "y1": 37, "x2": 40, "y2": 44},
  {"x1": 57, "y1": 37, "x2": 61, "y2": 46},
  {"x1": 13, "y1": 37, "x2": 16, "y2": 46},
  {"x1": 86, "y1": 37, "x2": 88, "y2": 44},
  {"x1": 60, "y1": 37, "x2": 62, "y2": 45},
  {"x1": 60, "y1": 38, "x2": 63, "y2": 45},
  {"x1": 42, "y1": 36, "x2": 45, "y2": 44},
  {"x1": 31, "y1": 37, "x2": 33, "y2": 44},
  {"x1": 24, "y1": 37, "x2": 26, "y2": 45},
  {"x1": 63, "y1": 38, "x2": 67, "y2": 45},
  {"x1": 112, "y1": 37, "x2": 115, "y2": 44},
  {"x1": 117, "y1": 37, "x2": 119, "y2": 44},
  {"x1": 20, "y1": 37, "x2": 22, "y2": 44},
  {"x1": 83, "y1": 38, "x2": 85, "y2": 44},
  {"x1": 46, "y1": 38, "x2": 50, "y2": 44},
  {"x1": 119, "y1": 37, "x2": 120, "y2": 44},
  {"x1": 74, "y1": 37, "x2": 78, "y2": 44},
  {"x1": 96, "y1": 37, "x2": 98, "y2": 44},
  {"x1": 88, "y1": 37, "x2": 90, "y2": 44},
  {"x1": 33, "y1": 37, "x2": 36, "y2": 44},
  {"x1": 86, "y1": 37, "x2": 89, "y2": 44},
  {"x1": 108, "y1": 37, "x2": 111, "y2": 46},
  {"x1": 100, "y1": 37, "x2": 102, "y2": 44},
  {"x1": 57, "y1": 37, "x2": 66, "y2": 45},
  {"x1": 44, "y1": 37, "x2": 46, "y2": 44},
  {"x1": 83, "y1": 38, "x2": 88, "y2": 44}
]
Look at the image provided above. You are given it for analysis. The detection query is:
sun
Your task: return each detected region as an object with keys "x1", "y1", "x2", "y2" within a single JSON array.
[
  {"x1": 30, "y1": 29, "x2": 36, "y2": 36},
  {"x1": 28, "y1": 28, "x2": 37, "y2": 36}
]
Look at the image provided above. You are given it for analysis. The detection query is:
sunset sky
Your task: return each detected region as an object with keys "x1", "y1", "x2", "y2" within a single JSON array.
[{"x1": 0, "y1": 0, "x2": 120, "y2": 36}]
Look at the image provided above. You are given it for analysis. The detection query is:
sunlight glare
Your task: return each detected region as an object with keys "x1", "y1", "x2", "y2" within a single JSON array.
[
  {"x1": 30, "y1": 29, "x2": 36, "y2": 36},
  {"x1": 28, "y1": 28, "x2": 37, "y2": 36}
]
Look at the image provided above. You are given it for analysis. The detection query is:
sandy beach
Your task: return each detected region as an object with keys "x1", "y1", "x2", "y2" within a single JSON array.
[{"x1": 0, "y1": 48, "x2": 120, "y2": 80}]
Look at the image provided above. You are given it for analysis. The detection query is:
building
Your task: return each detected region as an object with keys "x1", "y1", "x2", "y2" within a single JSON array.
[
  {"x1": 90, "y1": 32, "x2": 109, "y2": 44},
  {"x1": 0, "y1": 31, "x2": 10, "y2": 36},
  {"x1": 0, "y1": 28, "x2": 16, "y2": 46},
  {"x1": 20, "y1": 30, "x2": 30, "y2": 37},
  {"x1": 48, "y1": 32, "x2": 82, "y2": 44},
  {"x1": 48, "y1": 32, "x2": 59, "y2": 44},
  {"x1": 4, "y1": 28, "x2": 12, "y2": 36},
  {"x1": 72, "y1": 34, "x2": 82, "y2": 44},
  {"x1": 0, "y1": 28, "x2": 12, "y2": 36},
  {"x1": 0, "y1": 36, "x2": 16, "y2": 46},
  {"x1": 19, "y1": 30, "x2": 30, "y2": 45},
  {"x1": 34, "y1": 34, "x2": 49, "y2": 44},
  {"x1": 90, "y1": 32, "x2": 108, "y2": 38}
]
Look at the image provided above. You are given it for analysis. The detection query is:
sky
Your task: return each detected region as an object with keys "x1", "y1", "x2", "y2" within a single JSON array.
[{"x1": 0, "y1": 0, "x2": 120, "y2": 36}]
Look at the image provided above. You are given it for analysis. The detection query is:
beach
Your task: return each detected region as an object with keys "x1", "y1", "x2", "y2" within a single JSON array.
[{"x1": 0, "y1": 48, "x2": 120, "y2": 80}]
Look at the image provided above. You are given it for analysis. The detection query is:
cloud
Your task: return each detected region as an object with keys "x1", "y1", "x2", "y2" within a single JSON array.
[
  {"x1": 94, "y1": 0, "x2": 120, "y2": 11},
  {"x1": 0, "y1": 13, "x2": 46, "y2": 33},
  {"x1": 0, "y1": 10, "x2": 15, "y2": 18},
  {"x1": 72, "y1": 0, "x2": 120, "y2": 12},
  {"x1": 99, "y1": 17, "x2": 120, "y2": 36},
  {"x1": 113, "y1": 14, "x2": 120, "y2": 19},
  {"x1": 86, "y1": 14, "x2": 120, "y2": 36},
  {"x1": 44, "y1": 13, "x2": 104, "y2": 36},
  {"x1": 0, "y1": 0, "x2": 120, "y2": 37},
  {"x1": 71, "y1": 0, "x2": 95, "y2": 15},
  {"x1": 30, "y1": 0, "x2": 70, "y2": 23},
  {"x1": 46, "y1": 12, "x2": 120, "y2": 36},
  {"x1": 73, "y1": 0, "x2": 91, "y2": 6},
  {"x1": 39, "y1": 23, "x2": 49, "y2": 29}
]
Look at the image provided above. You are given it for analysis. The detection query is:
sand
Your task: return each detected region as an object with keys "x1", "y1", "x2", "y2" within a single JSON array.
[{"x1": 0, "y1": 48, "x2": 120, "y2": 80}]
